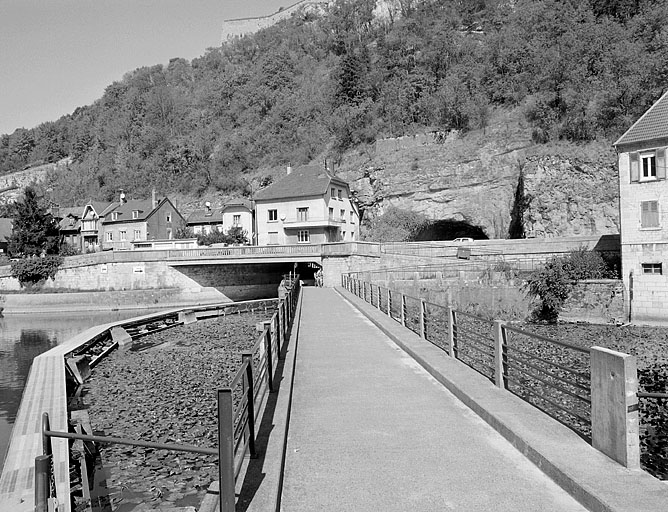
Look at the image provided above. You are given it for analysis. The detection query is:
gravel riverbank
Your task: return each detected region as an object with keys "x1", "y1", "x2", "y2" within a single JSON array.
[{"x1": 83, "y1": 311, "x2": 272, "y2": 512}]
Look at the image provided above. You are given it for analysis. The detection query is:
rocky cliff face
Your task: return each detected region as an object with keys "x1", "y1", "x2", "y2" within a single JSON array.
[{"x1": 338, "y1": 110, "x2": 620, "y2": 240}]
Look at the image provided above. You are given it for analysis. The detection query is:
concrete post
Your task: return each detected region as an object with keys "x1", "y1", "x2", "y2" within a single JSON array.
[
  {"x1": 590, "y1": 346, "x2": 640, "y2": 469},
  {"x1": 493, "y1": 320, "x2": 507, "y2": 388}
]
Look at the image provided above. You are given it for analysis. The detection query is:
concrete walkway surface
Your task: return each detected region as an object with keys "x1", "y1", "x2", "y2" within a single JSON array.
[{"x1": 280, "y1": 288, "x2": 587, "y2": 511}]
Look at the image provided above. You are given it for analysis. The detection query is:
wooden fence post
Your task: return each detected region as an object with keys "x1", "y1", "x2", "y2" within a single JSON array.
[
  {"x1": 241, "y1": 354, "x2": 257, "y2": 458},
  {"x1": 419, "y1": 299, "x2": 426, "y2": 339},
  {"x1": 217, "y1": 389, "x2": 236, "y2": 512},
  {"x1": 590, "y1": 346, "x2": 640, "y2": 468},
  {"x1": 493, "y1": 320, "x2": 507, "y2": 388},
  {"x1": 449, "y1": 308, "x2": 457, "y2": 358}
]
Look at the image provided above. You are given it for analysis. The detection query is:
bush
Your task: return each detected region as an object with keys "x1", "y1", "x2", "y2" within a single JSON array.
[
  {"x1": 523, "y1": 248, "x2": 614, "y2": 322},
  {"x1": 10, "y1": 255, "x2": 64, "y2": 288},
  {"x1": 197, "y1": 226, "x2": 250, "y2": 246}
]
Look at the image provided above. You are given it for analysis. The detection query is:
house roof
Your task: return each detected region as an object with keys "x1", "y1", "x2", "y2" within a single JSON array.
[
  {"x1": 614, "y1": 89, "x2": 668, "y2": 147},
  {"x1": 253, "y1": 165, "x2": 348, "y2": 201},
  {"x1": 104, "y1": 199, "x2": 155, "y2": 223},
  {"x1": 187, "y1": 207, "x2": 224, "y2": 225},
  {"x1": 0, "y1": 218, "x2": 12, "y2": 242},
  {"x1": 54, "y1": 206, "x2": 84, "y2": 220},
  {"x1": 84, "y1": 201, "x2": 116, "y2": 218},
  {"x1": 59, "y1": 215, "x2": 81, "y2": 232},
  {"x1": 223, "y1": 198, "x2": 252, "y2": 211}
]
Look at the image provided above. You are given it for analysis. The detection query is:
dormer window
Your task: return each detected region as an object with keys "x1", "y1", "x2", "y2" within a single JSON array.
[
  {"x1": 132, "y1": 210, "x2": 139, "y2": 219},
  {"x1": 111, "y1": 212, "x2": 119, "y2": 221}
]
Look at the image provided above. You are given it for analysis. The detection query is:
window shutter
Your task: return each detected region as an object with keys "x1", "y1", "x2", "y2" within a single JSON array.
[
  {"x1": 630, "y1": 152, "x2": 640, "y2": 182},
  {"x1": 658, "y1": 148, "x2": 667, "y2": 180}
]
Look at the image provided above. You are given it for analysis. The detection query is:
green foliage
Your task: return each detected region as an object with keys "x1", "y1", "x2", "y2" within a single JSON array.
[
  {"x1": 524, "y1": 248, "x2": 615, "y2": 322},
  {"x1": 197, "y1": 226, "x2": 250, "y2": 246},
  {"x1": 361, "y1": 206, "x2": 429, "y2": 242},
  {"x1": 58, "y1": 244, "x2": 81, "y2": 257},
  {"x1": 10, "y1": 255, "x2": 63, "y2": 288},
  {"x1": 7, "y1": 186, "x2": 60, "y2": 257},
  {"x1": 2, "y1": 1, "x2": 668, "y2": 203}
]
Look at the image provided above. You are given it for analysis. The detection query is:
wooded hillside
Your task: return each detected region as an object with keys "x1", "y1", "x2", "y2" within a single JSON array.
[{"x1": 0, "y1": 0, "x2": 665, "y2": 207}]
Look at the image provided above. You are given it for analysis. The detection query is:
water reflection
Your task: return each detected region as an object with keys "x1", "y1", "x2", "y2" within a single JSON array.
[{"x1": 0, "y1": 309, "x2": 163, "y2": 471}]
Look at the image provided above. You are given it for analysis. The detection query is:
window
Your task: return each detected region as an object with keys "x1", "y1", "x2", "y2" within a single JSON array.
[
  {"x1": 342, "y1": 231, "x2": 346, "y2": 240},
  {"x1": 132, "y1": 210, "x2": 139, "y2": 219},
  {"x1": 350, "y1": 211, "x2": 355, "y2": 224},
  {"x1": 298, "y1": 230, "x2": 310, "y2": 243},
  {"x1": 331, "y1": 187, "x2": 336, "y2": 198},
  {"x1": 233, "y1": 215, "x2": 241, "y2": 226},
  {"x1": 268, "y1": 209, "x2": 278, "y2": 221},
  {"x1": 111, "y1": 212, "x2": 119, "y2": 221},
  {"x1": 119, "y1": 230, "x2": 126, "y2": 241},
  {"x1": 642, "y1": 153, "x2": 657, "y2": 179},
  {"x1": 642, "y1": 263, "x2": 662, "y2": 275},
  {"x1": 337, "y1": 189, "x2": 342, "y2": 200},
  {"x1": 106, "y1": 232, "x2": 113, "y2": 242},
  {"x1": 630, "y1": 148, "x2": 666, "y2": 182},
  {"x1": 329, "y1": 207, "x2": 334, "y2": 219},
  {"x1": 166, "y1": 213, "x2": 172, "y2": 223},
  {"x1": 194, "y1": 226, "x2": 202, "y2": 234},
  {"x1": 641, "y1": 200, "x2": 660, "y2": 228},
  {"x1": 297, "y1": 207, "x2": 308, "y2": 222},
  {"x1": 134, "y1": 229, "x2": 141, "y2": 239},
  {"x1": 268, "y1": 231, "x2": 278, "y2": 245},
  {"x1": 340, "y1": 209, "x2": 345, "y2": 221}
]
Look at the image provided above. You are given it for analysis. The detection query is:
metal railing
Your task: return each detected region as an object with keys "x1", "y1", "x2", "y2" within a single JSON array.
[
  {"x1": 36, "y1": 277, "x2": 301, "y2": 512},
  {"x1": 343, "y1": 274, "x2": 593, "y2": 439}
]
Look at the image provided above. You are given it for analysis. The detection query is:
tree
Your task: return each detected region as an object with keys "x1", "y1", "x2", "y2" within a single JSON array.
[{"x1": 7, "y1": 186, "x2": 60, "y2": 256}]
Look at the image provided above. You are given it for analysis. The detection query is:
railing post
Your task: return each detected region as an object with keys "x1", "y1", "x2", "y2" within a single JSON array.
[
  {"x1": 401, "y1": 294, "x2": 406, "y2": 327},
  {"x1": 264, "y1": 327, "x2": 274, "y2": 393},
  {"x1": 242, "y1": 354, "x2": 258, "y2": 459},
  {"x1": 363, "y1": 281, "x2": 367, "y2": 302},
  {"x1": 449, "y1": 309, "x2": 457, "y2": 358},
  {"x1": 590, "y1": 347, "x2": 640, "y2": 468},
  {"x1": 217, "y1": 389, "x2": 236, "y2": 512},
  {"x1": 419, "y1": 299, "x2": 426, "y2": 339},
  {"x1": 41, "y1": 412, "x2": 52, "y2": 457},
  {"x1": 386, "y1": 288, "x2": 391, "y2": 317},
  {"x1": 493, "y1": 320, "x2": 507, "y2": 388},
  {"x1": 34, "y1": 455, "x2": 51, "y2": 512}
]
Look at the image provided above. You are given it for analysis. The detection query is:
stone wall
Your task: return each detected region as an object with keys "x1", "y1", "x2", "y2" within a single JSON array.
[
  {"x1": 0, "y1": 261, "x2": 294, "y2": 305},
  {"x1": 561, "y1": 279, "x2": 625, "y2": 325}
]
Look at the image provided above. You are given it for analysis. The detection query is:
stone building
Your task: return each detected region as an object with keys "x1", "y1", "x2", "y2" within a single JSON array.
[{"x1": 614, "y1": 90, "x2": 668, "y2": 322}]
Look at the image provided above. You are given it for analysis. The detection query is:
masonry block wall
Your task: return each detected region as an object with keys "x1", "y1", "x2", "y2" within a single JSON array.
[
  {"x1": 0, "y1": 261, "x2": 292, "y2": 303},
  {"x1": 618, "y1": 147, "x2": 668, "y2": 322}
]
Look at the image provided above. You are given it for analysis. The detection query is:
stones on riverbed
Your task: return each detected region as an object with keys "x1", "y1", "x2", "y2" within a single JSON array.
[{"x1": 83, "y1": 311, "x2": 272, "y2": 510}]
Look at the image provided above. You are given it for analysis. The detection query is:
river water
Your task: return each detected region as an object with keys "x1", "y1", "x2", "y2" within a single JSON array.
[{"x1": 0, "y1": 309, "x2": 162, "y2": 474}]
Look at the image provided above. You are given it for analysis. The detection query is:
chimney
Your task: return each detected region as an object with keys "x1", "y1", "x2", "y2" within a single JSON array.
[
  {"x1": 152, "y1": 188, "x2": 157, "y2": 209},
  {"x1": 287, "y1": 165, "x2": 292, "y2": 175},
  {"x1": 205, "y1": 201, "x2": 211, "y2": 212},
  {"x1": 119, "y1": 192, "x2": 126, "y2": 205}
]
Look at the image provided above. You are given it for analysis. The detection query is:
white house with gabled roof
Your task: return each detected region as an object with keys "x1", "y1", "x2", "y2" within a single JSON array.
[
  {"x1": 614, "y1": 89, "x2": 668, "y2": 322},
  {"x1": 253, "y1": 165, "x2": 359, "y2": 246}
]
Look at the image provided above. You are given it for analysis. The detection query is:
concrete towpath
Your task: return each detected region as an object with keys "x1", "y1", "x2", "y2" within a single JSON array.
[{"x1": 280, "y1": 287, "x2": 587, "y2": 512}]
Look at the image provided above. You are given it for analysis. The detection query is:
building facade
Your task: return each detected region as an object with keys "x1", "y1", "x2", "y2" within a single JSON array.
[
  {"x1": 101, "y1": 197, "x2": 186, "y2": 251},
  {"x1": 614, "y1": 90, "x2": 668, "y2": 322},
  {"x1": 254, "y1": 165, "x2": 359, "y2": 246}
]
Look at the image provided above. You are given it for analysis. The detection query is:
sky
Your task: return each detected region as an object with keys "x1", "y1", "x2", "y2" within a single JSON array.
[{"x1": 0, "y1": 0, "x2": 291, "y2": 136}]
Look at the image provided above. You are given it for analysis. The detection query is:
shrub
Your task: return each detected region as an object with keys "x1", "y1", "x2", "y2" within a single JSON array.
[
  {"x1": 197, "y1": 226, "x2": 250, "y2": 246},
  {"x1": 523, "y1": 248, "x2": 614, "y2": 322},
  {"x1": 10, "y1": 255, "x2": 63, "y2": 288}
]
